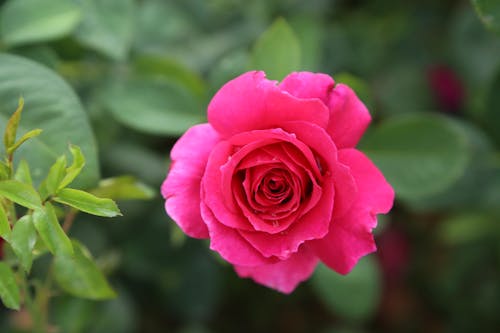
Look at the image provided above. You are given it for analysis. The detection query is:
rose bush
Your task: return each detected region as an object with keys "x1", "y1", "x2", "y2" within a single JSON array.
[{"x1": 162, "y1": 71, "x2": 394, "y2": 293}]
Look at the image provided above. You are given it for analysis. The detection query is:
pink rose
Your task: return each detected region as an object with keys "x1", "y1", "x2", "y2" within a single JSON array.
[{"x1": 162, "y1": 71, "x2": 394, "y2": 293}]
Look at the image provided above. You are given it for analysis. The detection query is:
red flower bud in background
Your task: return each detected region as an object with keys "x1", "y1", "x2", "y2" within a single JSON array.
[{"x1": 427, "y1": 65, "x2": 465, "y2": 113}]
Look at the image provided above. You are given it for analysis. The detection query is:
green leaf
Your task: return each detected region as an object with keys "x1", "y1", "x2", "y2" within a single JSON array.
[
  {"x1": 3, "y1": 97, "x2": 23, "y2": 151},
  {"x1": 7, "y1": 128, "x2": 43, "y2": 155},
  {"x1": 14, "y1": 160, "x2": 33, "y2": 186},
  {"x1": 472, "y1": 0, "x2": 500, "y2": 34},
  {"x1": 250, "y1": 18, "x2": 301, "y2": 81},
  {"x1": 59, "y1": 144, "x2": 85, "y2": 190},
  {"x1": 73, "y1": 0, "x2": 135, "y2": 61},
  {"x1": 54, "y1": 240, "x2": 116, "y2": 300},
  {"x1": 42, "y1": 156, "x2": 67, "y2": 197},
  {"x1": 91, "y1": 176, "x2": 155, "y2": 201},
  {"x1": 483, "y1": 70, "x2": 500, "y2": 147},
  {"x1": 10, "y1": 215, "x2": 37, "y2": 272},
  {"x1": 0, "y1": 204, "x2": 10, "y2": 239},
  {"x1": 0, "y1": 262, "x2": 21, "y2": 310},
  {"x1": 0, "y1": 180, "x2": 42, "y2": 209},
  {"x1": 103, "y1": 77, "x2": 203, "y2": 136},
  {"x1": 32, "y1": 203, "x2": 73, "y2": 256},
  {"x1": 361, "y1": 113, "x2": 470, "y2": 201},
  {"x1": 133, "y1": 55, "x2": 207, "y2": 100},
  {"x1": 0, "y1": 162, "x2": 9, "y2": 180},
  {"x1": 311, "y1": 256, "x2": 382, "y2": 322},
  {"x1": 0, "y1": 0, "x2": 82, "y2": 47},
  {"x1": 54, "y1": 188, "x2": 121, "y2": 217},
  {"x1": 0, "y1": 53, "x2": 99, "y2": 189},
  {"x1": 439, "y1": 213, "x2": 498, "y2": 245}
]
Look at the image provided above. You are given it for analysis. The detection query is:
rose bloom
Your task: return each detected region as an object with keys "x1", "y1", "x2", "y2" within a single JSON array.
[{"x1": 162, "y1": 71, "x2": 394, "y2": 293}]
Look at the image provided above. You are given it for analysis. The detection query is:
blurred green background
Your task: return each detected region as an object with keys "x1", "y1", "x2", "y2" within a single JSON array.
[{"x1": 0, "y1": 0, "x2": 500, "y2": 332}]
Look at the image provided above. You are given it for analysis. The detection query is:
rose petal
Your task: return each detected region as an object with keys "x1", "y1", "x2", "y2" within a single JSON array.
[
  {"x1": 201, "y1": 199, "x2": 276, "y2": 266},
  {"x1": 338, "y1": 149, "x2": 394, "y2": 214},
  {"x1": 279, "y1": 72, "x2": 334, "y2": 104},
  {"x1": 234, "y1": 246, "x2": 318, "y2": 294},
  {"x1": 309, "y1": 148, "x2": 394, "y2": 274},
  {"x1": 327, "y1": 83, "x2": 371, "y2": 148},
  {"x1": 208, "y1": 71, "x2": 330, "y2": 137},
  {"x1": 309, "y1": 206, "x2": 377, "y2": 274},
  {"x1": 162, "y1": 124, "x2": 219, "y2": 238}
]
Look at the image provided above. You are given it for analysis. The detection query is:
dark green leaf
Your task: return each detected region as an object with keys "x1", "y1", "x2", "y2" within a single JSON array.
[
  {"x1": 10, "y1": 215, "x2": 37, "y2": 272},
  {"x1": 0, "y1": 262, "x2": 20, "y2": 310},
  {"x1": 483, "y1": 70, "x2": 500, "y2": 147},
  {"x1": 14, "y1": 159, "x2": 33, "y2": 186},
  {"x1": 73, "y1": 0, "x2": 135, "y2": 61},
  {"x1": 0, "y1": 204, "x2": 10, "y2": 239},
  {"x1": 311, "y1": 256, "x2": 382, "y2": 322},
  {"x1": 54, "y1": 240, "x2": 116, "y2": 300},
  {"x1": 103, "y1": 77, "x2": 203, "y2": 136},
  {"x1": 54, "y1": 188, "x2": 121, "y2": 217},
  {"x1": 472, "y1": 0, "x2": 500, "y2": 34},
  {"x1": 361, "y1": 113, "x2": 470, "y2": 201},
  {"x1": 133, "y1": 55, "x2": 207, "y2": 99},
  {"x1": 0, "y1": 53, "x2": 99, "y2": 188},
  {"x1": 250, "y1": 18, "x2": 301, "y2": 81},
  {"x1": 439, "y1": 213, "x2": 498, "y2": 245},
  {"x1": 0, "y1": 0, "x2": 82, "y2": 47},
  {"x1": 32, "y1": 203, "x2": 73, "y2": 256},
  {"x1": 91, "y1": 176, "x2": 155, "y2": 201},
  {"x1": 0, "y1": 180, "x2": 42, "y2": 209},
  {"x1": 3, "y1": 97, "x2": 23, "y2": 150}
]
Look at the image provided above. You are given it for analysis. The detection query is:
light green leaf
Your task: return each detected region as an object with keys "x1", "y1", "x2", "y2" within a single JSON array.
[
  {"x1": 7, "y1": 128, "x2": 43, "y2": 155},
  {"x1": 361, "y1": 113, "x2": 470, "y2": 201},
  {"x1": 3, "y1": 97, "x2": 23, "y2": 151},
  {"x1": 0, "y1": 0, "x2": 82, "y2": 47},
  {"x1": 73, "y1": 0, "x2": 135, "y2": 61},
  {"x1": 250, "y1": 18, "x2": 301, "y2": 81},
  {"x1": 42, "y1": 156, "x2": 67, "y2": 197},
  {"x1": 91, "y1": 176, "x2": 155, "y2": 201},
  {"x1": 0, "y1": 162, "x2": 9, "y2": 180},
  {"x1": 14, "y1": 159, "x2": 33, "y2": 186},
  {"x1": 472, "y1": 0, "x2": 500, "y2": 34},
  {"x1": 59, "y1": 144, "x2": 85, "y2": 190},
  {"x1": 0, "y1": 180, "x2": 42, "y2": 209},
  {"x1": 0, "y1": 53, "x2": 99, "y2": 189},
  {"x1": 10, "y1": 215, "x2": 37, "y2": 272},
  {"x1": 54, "y1": 188, "x2": 121, "y2": 217},
  {"x1": 32, "y1": 203, "x2": 73, "y2": 256},
  {"x1": 311, "y1": 256, "x2": 382, "y2": 322},
  {"x1": 0, "y1": 204, "x2": 10, "y2": 239},
  {"x1": 54, "y1": 240, "x2": 116, "y2": 300},
  {"x1": 0, "y1": 262, "x2": 21, "y2": 310},
  {"x1": 104, "y1": 77, "x2": 203, "y2": 136}
]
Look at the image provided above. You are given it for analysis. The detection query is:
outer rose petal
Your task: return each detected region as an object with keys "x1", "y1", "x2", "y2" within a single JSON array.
[
  {"x1": 327, "y1": 83, "x2": 371, "y2": 148},
  {"x1": 279, "y1": 72, "x2": 334, "y2": 104},
  {"x1": 310, "y1": 149, "x2": 394, "y2": 274},
  {"x1": 338, "y1": 149, "x2": 394, "y2": 214},
  {"x1": 162, "y1": 124, "x2": 220, "y2": 238},
  {"x1": 208, "y1": 71, "x2": 330, "y2": 137},
  {"x1": 234, "y1": 246, "x2": 318, "y2": 294}
]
